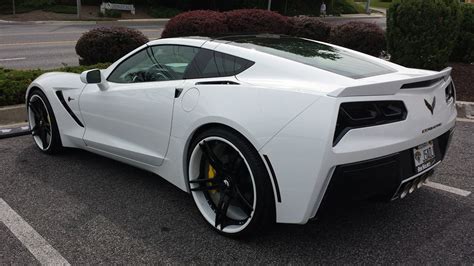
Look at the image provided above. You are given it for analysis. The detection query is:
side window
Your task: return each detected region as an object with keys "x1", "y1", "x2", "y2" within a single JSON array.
[
  {"x1": 151, "y1": 45, "x2": 200, "y2": 79},
  {"x1": 108, "y1": 45, "x2": 199, "y2": 83},
  {"x1": 184, "y1": 49, "x2": 254, "y2": 79}
]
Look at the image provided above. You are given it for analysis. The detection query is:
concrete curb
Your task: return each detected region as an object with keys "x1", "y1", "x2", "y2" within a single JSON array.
[
  {"x1": 456, "y1": 101, "x2": 474, "y2": 120},
  {"x1": 0, "y1": 123, "x2": 30, "y2": 139},
  {"x1": 0, "y1": 18, "x2": 170, "y2": 26},
  {"x1": 321, "y1": 14, "x2": 385, "y2": 20},
  {"x1": 0, "y1": 104, "x2": 27, "y2": 125}
]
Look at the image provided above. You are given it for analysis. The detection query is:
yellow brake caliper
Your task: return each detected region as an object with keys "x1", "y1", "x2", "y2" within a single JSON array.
[{"x1": 208, "y1": 164, "x2": 217, "y2": 194}]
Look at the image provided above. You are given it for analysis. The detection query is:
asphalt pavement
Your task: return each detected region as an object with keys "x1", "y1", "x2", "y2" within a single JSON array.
[
  {"x1": 0, "y1": 21, "x2": 166, "y2": 70},
  {"x1": 0, "y1": 121, "x2": 472, "y2": 264},
  {"x1": 0, "y1": 17, "x2": 386, "y2": 70}
]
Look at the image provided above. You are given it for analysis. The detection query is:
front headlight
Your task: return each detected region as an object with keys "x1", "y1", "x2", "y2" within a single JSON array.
[{"x1": 333, "y1": 101, "x2": 407, "y2": 146}]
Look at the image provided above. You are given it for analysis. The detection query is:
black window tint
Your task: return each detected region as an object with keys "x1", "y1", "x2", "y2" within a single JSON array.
[
  {"x1": 184, "y1": 49, "x2": 254, "y2": 79},
  {"x1": 108, "y1": 45, "x2": 199, "y2": 83},
  {"x1": 151, "y1": 45, "x2": 200, "y2": 78},
  {"x1": 108, "y1": 49, "x2": 158, "y2": 83},
  {"x1": 221, "y1": 36, "x2": 395, "y2": 79}
]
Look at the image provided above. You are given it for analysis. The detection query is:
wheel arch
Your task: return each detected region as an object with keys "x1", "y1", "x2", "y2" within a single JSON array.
[
  {"x1": 26, "y1": 85, "x2": 45, "y2": 103},
  {"x1": 184, "y1": 122, "x2": 257, "y2": 170}
]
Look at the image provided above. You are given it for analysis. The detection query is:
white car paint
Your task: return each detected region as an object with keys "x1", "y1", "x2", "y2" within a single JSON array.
[{"x1": 26, "y1": 36, "x2": 456, "y2": 225}]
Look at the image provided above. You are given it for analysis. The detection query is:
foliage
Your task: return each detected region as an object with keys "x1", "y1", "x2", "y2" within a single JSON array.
[
  {"x1": 162, "y1": 9, "x2": 290, "y2": 37},
  {"x1": 0, "y1": 63, "x2": 110, "y2": 107},
  {"x1": 224, "y1": 9, "x2": 290, "y2": 34},
  {"x1": 161, "y1": 10, "x2": 229, "y2": 38},
  {"x1": 75, "y1": 27, "x2": 148, "y2": 65},
  {"x1": 288, "y1": 16, "x2": 332, "y2": 42},
  {"x1": 43, "y1": 5, "x2": 77, "y2": 14},
  {"x1": 387, "y1": 0, "x2": 462, "y2": 70},
  {"x1": 18, "y1": 0, "x2": 54, "y2": 9},
  {"x1": 357, "y1": 0, "x2": 396, "y2": 9},
  {"x1": 98, "y1": 9, "x2": 122, "y2": 18},
  {"x1": 334, "y1": 0, "x2": 365, "y2": 14},
  {"x1": 329, "y1": 21, "x2": 386, "y2": 56},
  {"x1": 451, "y1": 4, "x2": 474, "y2": 63},
  {"x1": 148, "y1": 6, "x2": 182, "y2": 18}
]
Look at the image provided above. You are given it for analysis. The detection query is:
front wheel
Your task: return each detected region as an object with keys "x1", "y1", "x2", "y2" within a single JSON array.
[
  {"x1": 187, "y1": 128, "x2": 275, "y2": 237},
  {"x1": 27, "y1": 90, "x2": 62, "y2": 154}
]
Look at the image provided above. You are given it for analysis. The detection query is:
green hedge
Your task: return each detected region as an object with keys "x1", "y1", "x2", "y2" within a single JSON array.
[
  {"x1": 451, "y1": 4, "x2": 474, "y2": 63},
  {"x1": 0, "y1": 64, "x2": 110, "y2": 107},
  {"x1": 387, "y1": 0, "x2": 462, "y2": 70}
]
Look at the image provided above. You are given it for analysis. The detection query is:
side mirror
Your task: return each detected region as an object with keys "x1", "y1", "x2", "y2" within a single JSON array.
[{"x1": 80, "y1": 69, "x2": 109, "y2": 91}]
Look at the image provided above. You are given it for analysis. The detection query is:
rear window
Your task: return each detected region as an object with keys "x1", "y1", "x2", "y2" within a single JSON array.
[
  {"x1": 184, "y1": 49, "x2": 254, "y2": 79},
  {"x1": 222, "y1": 36, "x2": 395, "y2": 79}
]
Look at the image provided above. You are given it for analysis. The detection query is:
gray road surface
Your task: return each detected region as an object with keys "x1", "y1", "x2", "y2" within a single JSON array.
[
  {"x1": 0, "y1": 121, "x2": 472, "y2": 264},
  {"x1": 0, "y1": 21, "x2": 166, "y2": 70}
]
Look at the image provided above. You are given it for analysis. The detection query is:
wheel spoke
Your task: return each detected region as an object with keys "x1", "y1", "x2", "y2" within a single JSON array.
[
  {"x1": 31, "y1": 125, "x2": 40, "y2": 136},
  {"x1": 43, "y1": 125, "x2": 51, "y2": 133},
  {"x1": 215, "y1": 192, "x2": 232, "y2": 229},
  {"x1": 234, "y1": 185, "x2": 254, "y2": 214},
  {"x1": 29, "y1": 102, "x2": 42, "y2": 120},
  {"x1": 189, "y1": 176, "x2": 222, "y2": 184},
  {"x1": 200, "y1": 141, "x2": 228, "y2": 174},
  {"x1": 190, "y1": 184, "x2": 221, "y2": 192},
  {"x1": 230, "y1": 156, "x2": 244, "y2": 182},
  {"x1": 39, "y1": 127, "x2": 48, "y2": 149}
]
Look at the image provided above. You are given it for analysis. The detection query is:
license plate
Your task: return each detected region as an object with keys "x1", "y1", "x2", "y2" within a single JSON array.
[{"x1": 413, "y1": 140, "x2": 436, "y2": 173}]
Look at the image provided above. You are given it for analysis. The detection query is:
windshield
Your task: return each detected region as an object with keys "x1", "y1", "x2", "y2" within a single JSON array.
[{"x1": 222, "y1": 36, "x2": 395, "y2": 79}]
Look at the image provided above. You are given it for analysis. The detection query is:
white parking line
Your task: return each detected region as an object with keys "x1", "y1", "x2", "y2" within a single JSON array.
[
  {"x1": 0, "y1": 198, "x2": 70, "y2": 265},
  {"x1": 425, "y1": 181, "x2": 472, "y2": 197},
  {"x1": 0, "y1": 57, "x2": 26, "y2": 61}
]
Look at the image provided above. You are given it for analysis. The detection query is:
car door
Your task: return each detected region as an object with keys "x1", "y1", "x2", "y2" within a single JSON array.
[{"x1": 79, "y1": 45, "x2": 200, "y2": 166}]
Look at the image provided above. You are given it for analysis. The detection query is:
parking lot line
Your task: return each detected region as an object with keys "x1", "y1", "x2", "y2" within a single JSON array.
[
  {"x1": 0, "y1": 57, "x2": 26, "y2": 61},
  {"x1": 0, "y1": 198, "x2": 70, "y2": 265},
  {"x1": 425, "y1": 181, "x2": 472, "y2": 197}
]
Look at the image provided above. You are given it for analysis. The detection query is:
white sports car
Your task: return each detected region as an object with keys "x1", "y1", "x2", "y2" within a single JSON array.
[{"x1": 26, "y1": 35, "x2": 456, "y2": 236}]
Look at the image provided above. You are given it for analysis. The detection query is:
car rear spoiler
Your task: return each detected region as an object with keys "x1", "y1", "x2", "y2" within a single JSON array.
[{"x1": 328, "y1": 67, "x2": 452, "y2": 97}]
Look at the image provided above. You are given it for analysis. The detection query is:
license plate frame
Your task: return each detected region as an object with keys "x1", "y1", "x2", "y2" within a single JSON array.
[{"x1": 413, "y1": 140, "x2": 437, "y2": 173}]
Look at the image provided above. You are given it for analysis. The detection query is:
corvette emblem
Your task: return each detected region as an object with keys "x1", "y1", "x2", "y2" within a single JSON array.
[{"x1": 424, "y1": 96, "x2": 436, "y2": 115}]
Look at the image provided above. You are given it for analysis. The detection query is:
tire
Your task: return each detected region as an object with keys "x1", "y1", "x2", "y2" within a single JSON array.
[
  {"x1": 187, "y1": 127, "x2": 275, "y2": 237},
  {"x1": 27, "y1": 89, "x2": 62, "y2": 154}
]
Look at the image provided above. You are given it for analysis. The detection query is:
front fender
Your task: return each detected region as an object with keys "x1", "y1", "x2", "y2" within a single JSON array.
[{"x1": 26, "y1": 72, "x2": 86, "y2": 148}]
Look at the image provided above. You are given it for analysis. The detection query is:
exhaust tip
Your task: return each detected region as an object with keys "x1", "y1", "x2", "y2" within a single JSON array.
[
  {"x1": 400, "y1": 184, "x2": 410, "y2": 198},
  {"x1": 400, "y1": 190, "x2": 408, "y2": 199},
  {"x1": 416, "y1": 178, "x2": 423, "y2": 189},
  {"x1": 408, "y1": 181, "x2": 416, "y2": 193}
]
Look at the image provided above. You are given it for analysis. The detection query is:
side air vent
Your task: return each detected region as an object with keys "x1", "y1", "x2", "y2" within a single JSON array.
[
  {"x1": 333, "y1": 101, "x2": 407, "y2": 146},
  {"x1": 195, "y1": 81, "x2": 240, "y2": 85},
  {"x1": 56, "y1": 91, "x2": 84, "y2": 127},
  {"x1": 401, "y1": 77, "x2": 444, "y2": 89}
]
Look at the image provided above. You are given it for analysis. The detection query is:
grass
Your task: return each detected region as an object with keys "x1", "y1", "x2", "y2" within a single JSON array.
[
  {"x1": 148, "y1": 6, "x2": 182, "y2": 18},
  {"x1": 0, "y1": 63, "x2": 110, "y2": 107},
  {"x1": 355, "y1": 0, "x2": 396, "y2": 9},
  {"x1": 43, "y1": 5, "x2": 77, "y2": 14}
]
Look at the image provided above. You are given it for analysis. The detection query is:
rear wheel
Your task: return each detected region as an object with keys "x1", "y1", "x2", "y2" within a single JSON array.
[
  {"x1": 187, "y1": 128, "x2": 275, "y2": 237},
  {"x1": 27, "y1": 90, "x2": 62, "y2": 154}
]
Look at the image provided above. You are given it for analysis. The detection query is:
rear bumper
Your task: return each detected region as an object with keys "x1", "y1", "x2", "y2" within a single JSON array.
[{"x1": 323, "y1": 129, "x2": 454, "y2": 203}]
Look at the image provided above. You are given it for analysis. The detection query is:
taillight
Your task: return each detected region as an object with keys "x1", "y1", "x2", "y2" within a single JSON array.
[
  {"x1": 333, "y1": 101, "x2": 407, "y2": 146},
  {"x1": 445, "y1": 82, "x2": 455, "y2": 104}
]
